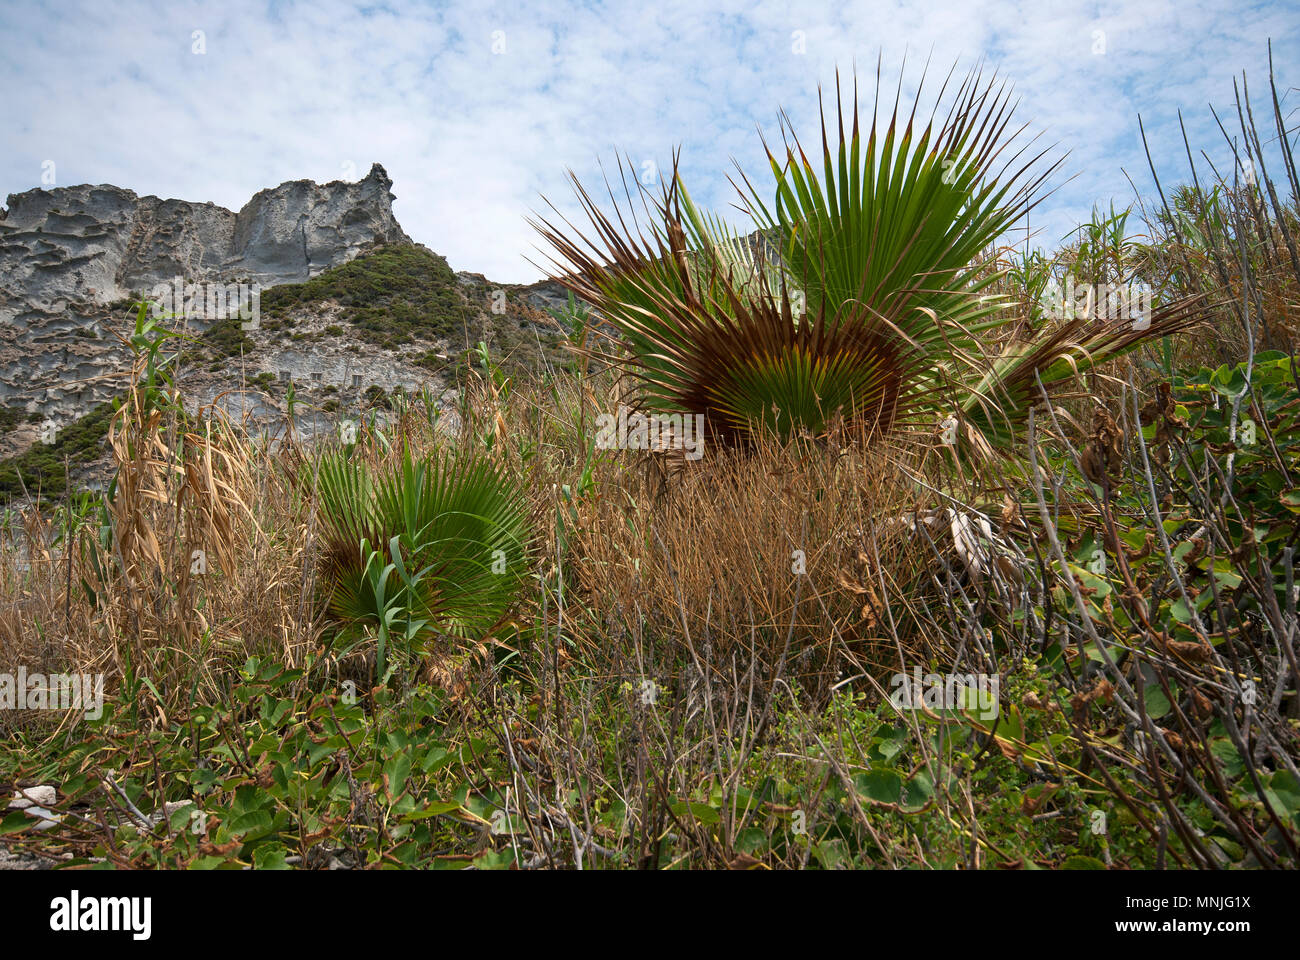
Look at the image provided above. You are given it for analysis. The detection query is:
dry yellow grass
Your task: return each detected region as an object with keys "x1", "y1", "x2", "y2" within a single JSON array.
[
  {"x1": 0, "y1": 362, "x2": 318, "y2": 730},
  {"x1": 0, "y1": 341, "x2": 1034, "y2": 731}
]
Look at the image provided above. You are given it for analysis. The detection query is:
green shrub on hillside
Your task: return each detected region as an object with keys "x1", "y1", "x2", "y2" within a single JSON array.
[
  {"x1": 0, "y1": 401, "x2": 115, "y2": 501},
  {"x1": 261, "y1": 244, "x2": 465, "y2": 347}
]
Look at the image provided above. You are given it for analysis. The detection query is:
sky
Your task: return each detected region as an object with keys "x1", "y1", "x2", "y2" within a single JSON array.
[{"x1": 1, "y1": 0, "x2": 1296, "y2": 283}]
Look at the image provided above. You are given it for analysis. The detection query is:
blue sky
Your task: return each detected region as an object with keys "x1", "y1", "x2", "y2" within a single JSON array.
[{"x1": 1, "y1": 0, "x2": 1296, "y2": 282}]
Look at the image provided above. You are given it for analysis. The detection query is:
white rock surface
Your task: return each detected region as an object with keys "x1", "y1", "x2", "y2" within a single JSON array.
[
  {"x1": 20, "y1": 806, "x2": 62, "y2": 830},
  {"x1": 8, "y1": 785, "x2": 61, "y2": 831},
  {"x1": 8, "y1": 784, "x2": 57, "y2": 809}
]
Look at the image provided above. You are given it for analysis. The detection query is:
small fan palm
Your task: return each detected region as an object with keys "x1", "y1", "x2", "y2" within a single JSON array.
[
  {"x1": 315, "y1": 447, "x2": 530, "y2": 673},
  {"x1": 531, "y1": 63, "x2": 1205, "y2": 455}
]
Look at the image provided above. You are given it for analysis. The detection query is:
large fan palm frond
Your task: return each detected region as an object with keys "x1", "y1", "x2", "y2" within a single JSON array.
[{"x1": 739, "y1": 62, "x2": 1056, "y2": 353}]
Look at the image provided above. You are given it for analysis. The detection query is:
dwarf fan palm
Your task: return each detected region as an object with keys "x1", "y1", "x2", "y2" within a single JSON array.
[
  {"x1": 315, "y1": 447, "x2": 530, "y2": 675},
  {"x1": 531, "y1": 63, "x2": 1206, "y2": 456}
]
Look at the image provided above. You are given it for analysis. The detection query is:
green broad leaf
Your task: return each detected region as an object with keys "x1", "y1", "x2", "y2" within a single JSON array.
[
  {"x1": 853, "y1": 769, "x2": 904, "y2": 806},
  {"x1": 253, "y1": 844, "x2": 291, "y2": 870},
  {"x1": 307, "y1": 738, "x2": 343, "y2": 766},
  {"x1": 812, "y1": 839, "x2": 848, "y2": 869},
  {"x1": 670, "y1": 801, "x2": 721, "y2": 825},
  {"x1": 1265, "y1": 771, "x2": 1300, "y2": 821},
  {"x1": 249, "y1": 733, "x2": 281, "y2": 756},
  {"x1": 736, "y1": 827, "x2": 770, "y2": 855},
  {"x1": 227, "y1": 809, "x2": 273, "y2": 839},
  {"x1": 166, "y1": 805, "x2": 197, "y2": 831},
  {"x1": 1143, "y1": 684, "x2": 1173, "y2": 720},
  {"x1": 0, "y1": 811, "x2": 36, "y2": 836},
  {"x1": 874, "y1": 738, "x2": 904, "y2": 762},
  {"x1": 1208, "y1": 835, "x2": 1244, "y2": 862},
  {"x1": 383, "y1": 753, "x2": 412, "y2": 799},
  {"x1": 421, "y1": 746, "x2": 451, "y2": 772},
  {"x1": 1208, "y1": 562, "x2": 1242, "y2": 591},
  {"x1": 901, "y1": 770, "x2": 935, "y2": 812},
  {"x1": 402, "y1": 801, "x2": 472, "y2": 822},
  {"x1": 996, "y1": 704, "x2": 1026, "y2": 742},
  {"x1": 1210, "y1": 738, "x2": 1245, "y2": 778},
  {"x1": 472, "y1": 848, "x2": 518, "y2": 870},
  {"x1": 1211, "y1": 365, "x2": 1247, "y2": 397},
  {"x1": 268, "y1": 760, "x2": 292, "y2": 793}
]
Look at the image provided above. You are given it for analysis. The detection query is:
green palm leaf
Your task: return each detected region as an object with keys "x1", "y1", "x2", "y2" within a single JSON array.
[{"x1": 316, "y1": 447, "x2": 530, "y2": 651}]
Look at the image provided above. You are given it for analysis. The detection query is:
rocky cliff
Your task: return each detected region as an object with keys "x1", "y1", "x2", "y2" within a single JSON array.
[
  {"x1": 0, "y1": 162, "x2": 410, "y2": 307},
  {"x1": 0, "y1": 165, "x2": 572, "y2": 498},
  {"x1": 0, "y1": 163, "x2": 411, "y2": 426}
]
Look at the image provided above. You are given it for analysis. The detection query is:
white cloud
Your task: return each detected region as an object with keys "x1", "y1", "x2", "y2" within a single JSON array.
[{"x1": 1, "y1": 0, "x2": 1294, "y2": 281}]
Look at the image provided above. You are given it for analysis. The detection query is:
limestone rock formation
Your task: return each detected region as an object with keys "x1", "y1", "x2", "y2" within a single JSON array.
[
  {"x1": 0, "y1": 162, "x2": 409, "y2": 306},
  {"x1": 0, "y1": 163, "x2": 410, "y2": 420},
  {"x1": 0, "y1": 164, "x2": 578, "y2": 501}
]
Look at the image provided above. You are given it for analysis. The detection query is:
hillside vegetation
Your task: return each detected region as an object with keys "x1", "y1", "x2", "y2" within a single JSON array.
[
  {"x1": 259, "y1": 244, "x2": 464, "y2": 348},
  {"x1": 207, "y1": 242, "x2": 569, "y2": 372}
]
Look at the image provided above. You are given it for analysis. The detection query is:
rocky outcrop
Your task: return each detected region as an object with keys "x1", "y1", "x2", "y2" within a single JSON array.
[
  {"x1": 0, "y1": 164, "x2": 410, "y2": 419},
  {"x1": 0, "y1": 164, "x2": 577, "y2": 495},
  {"x1": 0, "y1": 163, "x2": 409, "y2": 306}
]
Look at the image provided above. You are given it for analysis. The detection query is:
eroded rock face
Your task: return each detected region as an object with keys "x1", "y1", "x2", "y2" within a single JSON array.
[
  {"x1": 0, "y1": 163, "x2": 410, "y2": 420},
  {"x1": 0, "y1": 162, "x2": 409, "y2": 306}
]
